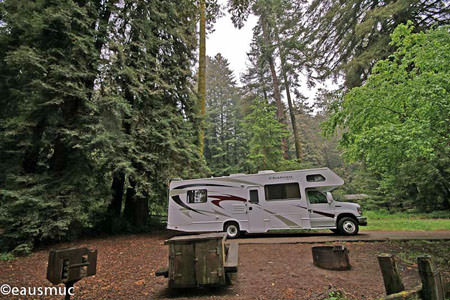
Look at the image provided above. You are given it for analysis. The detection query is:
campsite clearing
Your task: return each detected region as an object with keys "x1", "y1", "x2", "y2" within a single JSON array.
[{"x1": 1, "y1": 231, "x2": 449, "y2": 300}]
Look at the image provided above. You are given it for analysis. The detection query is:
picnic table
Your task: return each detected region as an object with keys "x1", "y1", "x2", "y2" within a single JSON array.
[{"x1": 155, "y1": 233, "x2": 238, "y2": 288}]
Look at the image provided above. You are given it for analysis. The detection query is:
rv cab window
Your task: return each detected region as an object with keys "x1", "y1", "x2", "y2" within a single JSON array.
[
  {"x1": 307, "y1": 190, "x2": 328, "y2": 204},
  {"x1": 306, "y1": 174, "x2": 326, "y2": 182},
  {"x1": 249, "y1": 190, "x2": 259, "y2": 204},
  {"x1": 264, "y1": 183, "x2": 301, "y2": 201},
  {"x1": 187, "y1": 189, "x2": 207, "y2": 203}
]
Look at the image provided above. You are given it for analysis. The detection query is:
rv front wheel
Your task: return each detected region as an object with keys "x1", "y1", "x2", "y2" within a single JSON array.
[
  {"x1": 338, "y1": 217, "x2": 359, "y2": 235},
  {"x1": 224, "y1": 222, "x2": 240, "y2": 239}
]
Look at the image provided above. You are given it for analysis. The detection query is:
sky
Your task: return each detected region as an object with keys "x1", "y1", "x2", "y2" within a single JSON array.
[
  {"x1": 206, "y1": 1, "x2": 338, "y2": 104},
  {"x1": 206, "y1": 8, "x2": 258, "y2": 83}
]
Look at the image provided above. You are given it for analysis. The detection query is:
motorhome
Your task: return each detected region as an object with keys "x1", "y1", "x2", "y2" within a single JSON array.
[{"x1": 167, "y1": 168, "x2": 367, "y2": 238}]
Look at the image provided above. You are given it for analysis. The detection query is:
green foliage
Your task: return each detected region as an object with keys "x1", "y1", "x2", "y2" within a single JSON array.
[
  {"x1": 244, "y1": 100, "x2": 289, "y2": 171},
  {"x1": 0, "y1": 0, "x2": 205, "y2": 251},
  {"x1": 324, "y1": 23, "x2": 450, "y2": 210},
  {"x1": 204, "y1": 54, "x2": 249, "y2": 176},
  {"x1": 0, "y1": 0, "x2": 110, "y2": 251},
  {"x1": 305, "y1": 0, "x2": 449, "y2": 88},
  {"x1": 0, "y1": 252, "x2": 15, "y2": 261},
  {"x1": 323, "y1": 291, "x2": 350, "y2": 300}
]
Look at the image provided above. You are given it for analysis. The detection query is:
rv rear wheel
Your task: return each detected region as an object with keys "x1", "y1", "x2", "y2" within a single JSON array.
[
  {"x1": 224, "y1": 222, "x2": 240, "y2": 239},
  {"x1": 337, "y1": 217, "x2": 359, "y2": 235}
]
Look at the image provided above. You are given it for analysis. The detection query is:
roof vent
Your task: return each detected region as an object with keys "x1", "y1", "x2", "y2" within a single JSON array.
[
  {"x1": 229, "y1": 173, "x2": 246, "y2": 177},
  {"x1": 258, "y1": 170, "x2": 275, "y2": 174}
]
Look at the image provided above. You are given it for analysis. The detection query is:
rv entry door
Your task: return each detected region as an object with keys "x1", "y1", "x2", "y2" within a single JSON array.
[{"x1": 247, "y1": 186, "x2": 265, "y2": 233}]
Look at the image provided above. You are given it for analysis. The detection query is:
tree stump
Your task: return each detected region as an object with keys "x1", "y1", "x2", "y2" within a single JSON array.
[
  {"x1": 417, "y1": 255, "x2": 445, "y2": 300},
  {"x1": 377, "y1": 254, "x2": 405, "y2": 295},
  {"x1": 312, "y1": 245, "x2": 351, "y2": 270}
]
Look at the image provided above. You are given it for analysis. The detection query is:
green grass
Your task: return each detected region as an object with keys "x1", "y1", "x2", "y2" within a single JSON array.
[
  {"x1": 361, "y1": 210, "x2": 450, "y2": 231},
  {"x1": 323, "y1": 291, "x2": 351, "y2": 300},
  {"x1": 0, "y1": 252, "x2": 15, "y2": 261},
  {"x1": 264, "y1": 210, "x2": 450, "y2": 233}
]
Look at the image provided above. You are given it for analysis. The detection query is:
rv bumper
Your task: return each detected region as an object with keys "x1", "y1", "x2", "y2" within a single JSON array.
[{"x1": 357, "y1": 216, "x2": 367, "y2": 226}]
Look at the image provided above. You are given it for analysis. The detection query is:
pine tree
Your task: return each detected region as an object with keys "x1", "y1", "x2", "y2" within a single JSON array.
[
  {"x1": 204, "y1": 54, "x2": 248, "y2": 176},
  {"x1": 244, "y1": 100, "x2": 288, "y2": 171},
  {"x1": 101, "y1": 0, "x2": 207, "y2": 229},
  {"x1": 241, "y1": 30, "x2": 274, "y2": 105},
  {"x1": 229, "y1": 0, "x2": 311, "y2": 161},
  {"x1": 304, "y1": 0, "x2": 449, "y2": 88},
  {"x1": 0, "y1": 0, "x2": 207, "y2": 251},
  {"x1": 0, "y1": 0, "x2": 110, "y2": 253}
]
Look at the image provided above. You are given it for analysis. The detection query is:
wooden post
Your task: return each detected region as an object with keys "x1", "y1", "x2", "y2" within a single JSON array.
[
  {"x1": 377, "y1": 254, "x2": 405, "y2": 295},
  {"x1": 417, "y1": 255, "x2": 445, "y2": 300}
]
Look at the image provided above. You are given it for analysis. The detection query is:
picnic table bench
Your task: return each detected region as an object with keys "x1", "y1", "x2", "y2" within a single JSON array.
[{"x1": 155, "y1": 233, "x2": 239, "y2": 288}]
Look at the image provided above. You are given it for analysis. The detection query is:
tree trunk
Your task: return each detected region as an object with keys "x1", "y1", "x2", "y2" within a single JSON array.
[
  {"x1": 377, "y1": 254, "x2": 405, "y2": 295},
  {"x1": 260, "y1": 15, "x2": 289, "y2": 160},
  {"x1": 275, "y1": 23, "x2": 302, "y2": 161},
  {"x1": 198, "y1": 0, "x2": 206, "y2": 155},
  {"x1": 123, "y1": 178, "x2": 148, "y2": 228},
  {"x1": 109, "y1": 172, "x2": 125, "y2": 217}
]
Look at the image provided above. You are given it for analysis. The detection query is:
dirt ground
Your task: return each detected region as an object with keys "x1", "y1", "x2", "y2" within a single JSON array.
[{"x1": 0, "y1": 233, "x2": 448, "y2": 300}]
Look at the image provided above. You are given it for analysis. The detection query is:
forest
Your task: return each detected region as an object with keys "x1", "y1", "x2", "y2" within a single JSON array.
[{"x1": 0, "y1": 0, "x2": 448, "y2": 254}]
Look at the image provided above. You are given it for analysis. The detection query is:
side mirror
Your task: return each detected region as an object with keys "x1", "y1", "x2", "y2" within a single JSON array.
[{"x1": 326, "y1": 192, "x2": 334, "y2": 204}]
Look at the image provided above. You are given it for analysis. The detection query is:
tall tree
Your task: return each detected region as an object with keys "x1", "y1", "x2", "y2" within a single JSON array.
[
  {"x1": 198, "y1": 0, "x2": 207, "y2": 154},
  {"x1": 0, "y1": 0, "x2": 207, "y2": 251},
  {"x1": 324, "y1": 23, "x2": 450, "y2": 209},
  {"x1": 102, "y1": 0, "x2": 206, "y2": 228},
  {"x1": 305, "y1": 0, "x2": 449, "y2": 88},
  {"x1": 204, "y1": 54, "x2": 248, "y2": 175},
  {"x1": 241, "y1": 29, "x2": 274, "y2": 104},
  {"x1": 0, "y1": 0, "x2": 110, "y2": 253},
  {"x1": 196, "y1": 0, "x2": 222, "y2": 155},
  {"x1": 271, "y1": 0, "x2": 308, "y2": 161},
  {"x1": 229, "y1": 0, "x2": 290, "y2": 159},
  {"x1": 244, "y1": 100, "x2": 288, "y2": 171}
]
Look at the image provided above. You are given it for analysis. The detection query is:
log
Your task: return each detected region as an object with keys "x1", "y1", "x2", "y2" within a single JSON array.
[
  {"x1": 378, "y1": 254, "x2": 405, "y2": 295},
  {"x1": 417, "y1": 255, "x2": 445, "y2": 300},
  {"x1": 378, "y1": 285, "x2": 422, "y2": 300}
]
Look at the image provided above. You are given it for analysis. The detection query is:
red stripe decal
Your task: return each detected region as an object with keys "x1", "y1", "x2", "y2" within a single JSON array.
[{"x1": 209, "y1": 195, "x2": 247, "y2": 208}]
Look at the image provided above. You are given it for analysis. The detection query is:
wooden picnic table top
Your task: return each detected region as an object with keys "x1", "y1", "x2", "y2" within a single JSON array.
[{"x1": 165, "y1": 232, "x2": 227, "y2": 244}]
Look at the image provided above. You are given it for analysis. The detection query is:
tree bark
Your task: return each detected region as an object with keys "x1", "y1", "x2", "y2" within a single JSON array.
[
  {"x1": 260, "y1": 15, "x2": 289, "y2": 160},
  {"x1": 123, "y1": 178, "x2": 148, "y2": 228},
  {"x1": 198, "y1": 0, "x2": 206, "y2": 155},
  {"x1": 377, "y1": 254, "x2": 405, "y2": 295},
  {"x1": 418, "y1": 255, "x2": 445, "y2": 300},
  {"x1": 275, "y1": 22, "x2": 302, "y2": 161},
  {"x1": 109, "y1": 172, "x2": 125, "y2": 217}
]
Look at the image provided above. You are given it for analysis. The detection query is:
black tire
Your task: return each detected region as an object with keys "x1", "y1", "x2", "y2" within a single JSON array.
[
  {"x1": 224, "y1": 222, "x2": 240, "y2": 239},
  {"x1": 337, "y1": 217, "x2": 359, "y2": 235},
  {"x1": 330, "y1": 229, "x2": 339, "y2": 234}
]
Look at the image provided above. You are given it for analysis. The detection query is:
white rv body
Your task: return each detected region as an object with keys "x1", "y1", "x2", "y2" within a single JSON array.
[{"x1": 167, "y1": 168, "x2": 367, "y2": 236}]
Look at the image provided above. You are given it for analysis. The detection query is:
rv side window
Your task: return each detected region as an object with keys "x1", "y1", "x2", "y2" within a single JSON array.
[
  {"x1": 307, "y1": 190, "x2": 328, "y2": 204},
  {"x1": 264, "y1": 183, "x2": 300, "y2": 201},
  {"x1": 306, "y1": 174, "x2": 326, "y2": 182},
  {"x1": 249, "y1": 190, "x2": 259, "y2": 204},
  {"x1": 187, "y1": 189, "x2": 207, "y2": 203}
]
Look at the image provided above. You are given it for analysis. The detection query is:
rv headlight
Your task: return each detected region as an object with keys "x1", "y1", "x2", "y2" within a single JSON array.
[{"x1": 357, "y1": 206, "x2": 362, "y2": 215}]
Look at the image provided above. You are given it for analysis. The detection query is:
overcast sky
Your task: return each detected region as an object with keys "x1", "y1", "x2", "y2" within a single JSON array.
[
  {"x1": 206, "y1": 7, "x2": 258, "y2": 83},
  {"x1": 206, "y1": 1, "x2": 337, "y2": 104}
]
